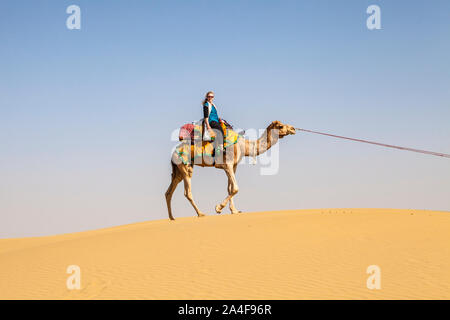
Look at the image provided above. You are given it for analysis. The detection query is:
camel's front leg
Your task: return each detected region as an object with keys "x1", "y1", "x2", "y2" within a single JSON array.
[
  {"x1": 215, "y1": 165, "x2": 239, "y2": 214},
  {"x1": 228, "y1": 165, "x2": 242, "y2": 214},
  {"x1": 229, "y1": 198, "x2": 241, "y2": 214}
]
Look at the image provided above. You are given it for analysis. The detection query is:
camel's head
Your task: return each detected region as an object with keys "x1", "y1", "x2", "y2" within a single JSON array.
[{"x1": 269, "y1": 120, "x2": 296, "y2": 138}]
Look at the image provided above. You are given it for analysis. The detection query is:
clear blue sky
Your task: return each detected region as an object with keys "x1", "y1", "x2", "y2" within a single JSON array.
[{"x1": 1, "y1": 0, "x2": 449, "y2": 237}]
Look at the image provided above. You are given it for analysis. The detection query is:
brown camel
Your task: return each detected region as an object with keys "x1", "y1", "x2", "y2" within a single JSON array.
[{"x1": 165, "y1": 120, "x2": 296, "y2": 220}]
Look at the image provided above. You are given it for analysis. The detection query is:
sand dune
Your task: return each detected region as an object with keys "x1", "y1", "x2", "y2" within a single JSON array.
[{"x1": 0, "y1": 209, "x2": 449, "y2": 299}]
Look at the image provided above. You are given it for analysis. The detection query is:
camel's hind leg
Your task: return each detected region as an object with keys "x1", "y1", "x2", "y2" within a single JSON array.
[
  {"x1": 178, "y1": 163, "x2": 205, "y2": 218},
  {"x1": 165, "y1": 162, "x2": 183, "y2": 220}
]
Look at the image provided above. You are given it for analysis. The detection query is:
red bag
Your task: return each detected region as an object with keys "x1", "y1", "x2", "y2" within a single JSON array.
[{"x1": 179, "y1": 123, "x2": 195, "y2": 141}]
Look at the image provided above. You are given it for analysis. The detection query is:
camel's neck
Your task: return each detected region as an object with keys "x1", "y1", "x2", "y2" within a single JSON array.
[{"x1": 244, "y1": 126, "x2": 280, "y2": 157}]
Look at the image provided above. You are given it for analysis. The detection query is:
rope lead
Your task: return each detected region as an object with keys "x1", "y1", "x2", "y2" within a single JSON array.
[{"x1": 295, "y1": 128, "x2": 450, "y2": 159}]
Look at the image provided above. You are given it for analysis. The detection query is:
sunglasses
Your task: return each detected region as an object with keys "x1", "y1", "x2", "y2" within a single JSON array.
[{"x1": 207, "y1": 96, "x2": 214, "y2": 98}]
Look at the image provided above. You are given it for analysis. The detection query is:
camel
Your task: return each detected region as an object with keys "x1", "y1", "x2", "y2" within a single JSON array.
[{"x1": 165, "y1": 120, "x2": 296, "y2": 220}]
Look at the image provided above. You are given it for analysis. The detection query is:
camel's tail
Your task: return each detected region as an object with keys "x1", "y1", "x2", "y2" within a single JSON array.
[{"x1": 170, "y1": 161, "x2": 177, "y2": 179}]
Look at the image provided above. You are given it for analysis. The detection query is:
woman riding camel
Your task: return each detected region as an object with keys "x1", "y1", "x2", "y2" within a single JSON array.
[{"x1": 203, "y1": 91, "x2": 225, "y2": 154}]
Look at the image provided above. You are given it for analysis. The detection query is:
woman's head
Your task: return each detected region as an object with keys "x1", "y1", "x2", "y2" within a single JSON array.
[{"x1": 203, "y1": 91, "x2": 215, "y2": 105}]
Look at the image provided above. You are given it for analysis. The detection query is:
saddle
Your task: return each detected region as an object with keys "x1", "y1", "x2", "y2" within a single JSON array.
[
  {"x1": 176, "y1": 120, "x2": 241, "y2": 165},
  {"x1": 178, "y1": 119, "x2": 233, "y2": 144}
]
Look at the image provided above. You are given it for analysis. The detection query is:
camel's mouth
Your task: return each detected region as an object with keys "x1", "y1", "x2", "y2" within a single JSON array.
[{"x1": 281, "y1": 125, "x2": 296, "y2": 137}]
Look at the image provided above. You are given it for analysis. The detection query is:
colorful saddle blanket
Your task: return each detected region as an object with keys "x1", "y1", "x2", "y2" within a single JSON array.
[{"x1": 176, "y1": 121, "x2": 242, "y2": 165}]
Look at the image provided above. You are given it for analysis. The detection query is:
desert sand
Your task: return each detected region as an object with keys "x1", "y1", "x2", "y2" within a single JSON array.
[{"x1": 0, "y1": 208, "x2": 449, "y2": 299}]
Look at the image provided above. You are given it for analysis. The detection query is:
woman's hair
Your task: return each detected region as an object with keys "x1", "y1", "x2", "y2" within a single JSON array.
[{"x1": 202, "y1": 91, "x2": 214, "y2": 106}]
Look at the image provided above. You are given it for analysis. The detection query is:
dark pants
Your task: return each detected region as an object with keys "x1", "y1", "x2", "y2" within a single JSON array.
[{"x1": 209, "y1": 121, "x2": 224, "y2": 150}]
